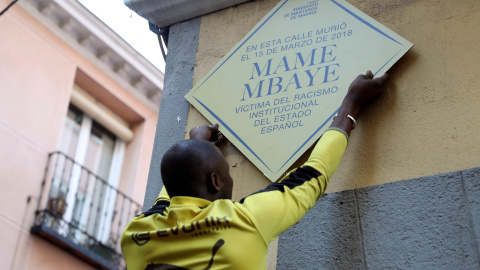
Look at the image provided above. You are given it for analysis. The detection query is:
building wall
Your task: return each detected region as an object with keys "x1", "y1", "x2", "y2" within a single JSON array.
[
  {"x1": 0, "y1": 1, "x2": 159, "y2": 269},
  {"x1": 192, "y1": 0, "x2": 480, "y2": 197},
  {"x1": 149, "y1": 0, "x2": 480, "y2": 269}
]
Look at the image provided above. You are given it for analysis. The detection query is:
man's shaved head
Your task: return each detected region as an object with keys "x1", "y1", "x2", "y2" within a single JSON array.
[{"x1": 161, "y1": 140, "x2": 232, "y2": 199}]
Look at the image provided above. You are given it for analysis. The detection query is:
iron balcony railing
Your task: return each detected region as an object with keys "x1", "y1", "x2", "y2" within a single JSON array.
[{"x1": 31, "y1": 151, "x2": 142, "y2": 270}]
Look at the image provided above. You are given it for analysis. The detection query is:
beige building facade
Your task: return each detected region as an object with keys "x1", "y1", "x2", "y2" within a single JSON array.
[{"x1": 1, "y1": 0, "x2": 163, "y2": 269}]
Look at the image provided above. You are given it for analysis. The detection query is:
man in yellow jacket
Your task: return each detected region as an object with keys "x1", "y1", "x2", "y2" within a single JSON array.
[{"x1": 121, "y1": 71, "x2": 389, "y2": 270}]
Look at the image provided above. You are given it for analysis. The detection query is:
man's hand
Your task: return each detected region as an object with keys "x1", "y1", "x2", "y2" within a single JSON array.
[
  {"x1": 189, "y1": 123, "x2": 224, "y2": 142},
  {"x1": 345, "y1": 70, "x2": 390, "y2": 108},
  {"x1": 330, "y1": 70, "x2": 390, "y2": 136}
]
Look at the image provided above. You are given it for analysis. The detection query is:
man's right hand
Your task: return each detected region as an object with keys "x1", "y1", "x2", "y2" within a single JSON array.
[
  {"x1": 330, "y1": 70, "x2": 390, "y2": 136},
  {"x1": 345, "y1": 70, "x2": 390, "y2": 109}
]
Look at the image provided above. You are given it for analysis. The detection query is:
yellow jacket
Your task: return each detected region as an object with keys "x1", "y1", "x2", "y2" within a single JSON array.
[{"x1": 121, "y1": 129, "x2": 347, "y2": 269}]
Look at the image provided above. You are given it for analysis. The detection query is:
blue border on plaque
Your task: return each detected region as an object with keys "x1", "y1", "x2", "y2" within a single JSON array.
[{"x1": 191, "y1": 0, "x2": 408, "y2": 176}]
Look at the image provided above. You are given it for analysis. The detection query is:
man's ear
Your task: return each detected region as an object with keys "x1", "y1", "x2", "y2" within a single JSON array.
[{"x1": 208, "y1": 172, "x2": 222, "y2": 194}]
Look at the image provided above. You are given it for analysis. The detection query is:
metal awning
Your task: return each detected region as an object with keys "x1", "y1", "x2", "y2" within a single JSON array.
[{"x1": 124, "y1": 0, "x2": 253, "y2": 28}]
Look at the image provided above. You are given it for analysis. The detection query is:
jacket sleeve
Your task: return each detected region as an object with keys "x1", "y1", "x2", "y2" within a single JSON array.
[{"x1": 236, "y1": 129, "x2": 348, "y2": 244}]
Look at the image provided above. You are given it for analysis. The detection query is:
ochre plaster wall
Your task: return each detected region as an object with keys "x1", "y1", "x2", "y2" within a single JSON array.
[{"x1": 188, "y1": 0, "x2": 480, "y2": 194}]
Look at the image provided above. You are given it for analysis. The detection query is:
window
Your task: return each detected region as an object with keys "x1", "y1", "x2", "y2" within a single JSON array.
[
  {"x1": 55, "y1": 104, "x2": 125, "y2": 242},
  {"x1": 32, "y1": 87, "x2": 141, "y2": 270}
]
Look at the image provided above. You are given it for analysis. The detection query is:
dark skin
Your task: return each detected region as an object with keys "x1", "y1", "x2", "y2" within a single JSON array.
[
  {"x1": 162, "y1": 71, "x2": 389, "y2": 201},
  {"x1": 160, "y1": 138, "x2": 233, "y2": 201},
  {"x1": 330, "y1": 70, "x2": 390, "y2": 137},
  {"x1": 189, "y1": 123, "x2": 224, "y2": 143}
]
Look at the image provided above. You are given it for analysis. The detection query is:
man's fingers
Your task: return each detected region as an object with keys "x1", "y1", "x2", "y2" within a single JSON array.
[
  {"x1": 208, "y1": 123, "x2": 225, "y2": 143},
  {"x1": 375, "y1": 73, "x2": 390, "y2": 86},
  {"x1": 365, "y1": 70, "x2": 374, "y2": 79},
  {"x1": 209, "y1": 123, "x2": 219, "y2": 131}
]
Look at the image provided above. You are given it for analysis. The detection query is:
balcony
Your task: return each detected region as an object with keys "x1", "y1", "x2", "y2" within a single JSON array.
[{"x1": 31, "y1": 151, "x2": 142, "y2": 270}]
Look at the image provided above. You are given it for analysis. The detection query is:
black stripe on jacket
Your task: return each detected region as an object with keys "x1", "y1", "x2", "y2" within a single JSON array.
[
  {"x1": 140, "y1": 200, "x2": 170, "y2": 217},
  {"x1": 239, "y1": 166, "x2": 322, "y2": 204}
]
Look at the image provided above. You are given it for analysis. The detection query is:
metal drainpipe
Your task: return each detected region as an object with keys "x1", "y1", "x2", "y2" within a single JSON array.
[{"x1": 149, "y1": 22, "x2": 170, "y2": 60}]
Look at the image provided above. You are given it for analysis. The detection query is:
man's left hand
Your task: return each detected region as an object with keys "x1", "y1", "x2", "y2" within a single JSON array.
[{"x1": 189, "y1": 123, "x2": 224, "y2": 142}]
